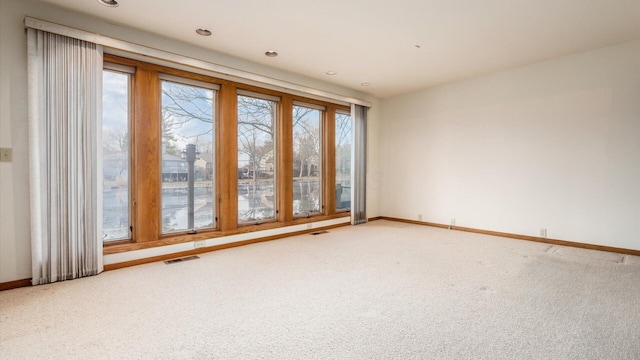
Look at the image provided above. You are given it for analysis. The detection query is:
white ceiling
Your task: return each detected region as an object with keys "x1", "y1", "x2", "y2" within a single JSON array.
[{"x1": 36, "y1": 0, "x2": 640, "y2": 98}]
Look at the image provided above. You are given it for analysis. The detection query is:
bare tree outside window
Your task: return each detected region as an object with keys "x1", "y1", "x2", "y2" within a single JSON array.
[
  {"x1": 293, "y1": 105, "x2": 322, "y2": 215},
  {"x1": 102, "y1": 70, "x2": 130, "y2": 242},
  {"x1": 237, "y1": 95, "x2": 276, "y2": 223},
  {"x1": 160, "y1": 80, "x2": 215, "y2": 233},
  {"x1": 335, "y1": 112, "x2": 352, "y2": 211}
]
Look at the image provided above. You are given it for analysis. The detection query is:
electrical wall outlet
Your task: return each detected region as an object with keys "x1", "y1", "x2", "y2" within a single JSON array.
[
  {"x1": 540, "y1": 228, "x2": 547, "y2": 238},
  {"x1": 193, "y1": 240, "x2": 205, "y2": 249},
  {"x1": 450, "y1": 218, "x2": 456, "y2": 226},
  {"x1": 0, "y1": 147, "x2": 11, "y2": 162},
  {"x1": 418, "y1": 214, "x2": 423, "y2": 221},
  {"x1": 306, "y1": 223, "x2": 313, "y2": 229}
]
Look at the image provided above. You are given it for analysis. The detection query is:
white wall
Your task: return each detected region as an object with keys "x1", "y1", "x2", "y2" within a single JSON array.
[
  {"x1": 381, "y1": 40, "x2": 640, "y2": 250},
  {"x1": 0, "y1": 0, "x2": 381, "y2": 283},
  {"x1": 0, "y1": 0, "x2": 32, "y2": 284}
]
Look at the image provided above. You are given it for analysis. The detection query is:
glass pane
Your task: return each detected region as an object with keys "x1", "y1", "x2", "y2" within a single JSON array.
[
  {"x1": 335, "y1": 113, "x2": 352, "y2": 211},
  {"x1": 161, "y1": 80, "x2": 215, "y2": 233},
  {"x1": 293, "y1": 105, "x2": 322, "y2": 215},
  {"x1": 102, "y1": 70, "x2": 130, "y2": 242},
  {"x1": 237, "y1": 95, "x2": 277, "y2": 223}
]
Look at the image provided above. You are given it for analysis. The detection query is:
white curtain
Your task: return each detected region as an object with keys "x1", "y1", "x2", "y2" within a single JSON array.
[
  {"x1": 27, "y1": 28, "x2": 104, "y2": 285},
  {"x1": 351, "y1": 104, "x2": 368, "y2": 225}
]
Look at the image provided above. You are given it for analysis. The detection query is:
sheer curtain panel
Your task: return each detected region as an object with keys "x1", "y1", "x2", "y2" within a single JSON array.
[
  {"x1": 351, "y1": 104, "x2": 368, "y2": 225},
  {"x1": 27, "y1": 28, "x2": 104, "y2": 285}
]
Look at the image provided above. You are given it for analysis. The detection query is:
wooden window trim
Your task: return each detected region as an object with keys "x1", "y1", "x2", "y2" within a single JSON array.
[
  {"x1": 324, "y1": 107, "x2": 337, "y2": 215},
  {"x1": 103, "y1": 54, "x2": 351, "y2": 252},
  {"x1": 278, "y1": 95, "x2": 294, "y2": 223},
  {"x1": 103, "y1": 212, "x2": 350, "y2": 255},
  {"x1": 218, "y1": 83, "x2": 238, "y2": 231},
  {"x1": 132, "y1": 67, "x2": 160, "y2": 243}
]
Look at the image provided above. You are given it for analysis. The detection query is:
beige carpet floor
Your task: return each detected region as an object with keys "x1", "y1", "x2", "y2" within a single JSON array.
[{"x1": 1, "y1": 220, "x2": 639, "y2": 359}]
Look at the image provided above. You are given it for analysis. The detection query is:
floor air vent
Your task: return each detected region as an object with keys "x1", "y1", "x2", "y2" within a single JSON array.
[
  {"x1": 164, "y1": 255, "x2": 200, "y2": 264},
  {"x1": 310, "y1": 231, "x2": 329, "y2": 235}
]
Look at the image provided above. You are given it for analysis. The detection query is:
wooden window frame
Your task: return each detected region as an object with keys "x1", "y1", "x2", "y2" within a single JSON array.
[{"x1": 102, "y1": 54, "x2": 350, "y2": 255}]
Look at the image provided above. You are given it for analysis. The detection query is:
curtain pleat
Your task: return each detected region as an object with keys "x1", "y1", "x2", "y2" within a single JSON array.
[
  {"x1": 351, "y1": 104, "x2": 368, "y2": 225},
  {"x1": 27, "y1": 29, "x2": 103, "y2": 285}
]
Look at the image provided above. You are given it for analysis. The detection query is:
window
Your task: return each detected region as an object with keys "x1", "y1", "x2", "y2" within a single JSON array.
[
  {"x1": 102, "y1": 66, "x2": 132, "y2": 242},
  {"x1": 100, "y1": 54, "x2": 353, "y2": 252},
  {"x1": 293, "y1": 103, "x2": 324, "y2": 216},
  {"x1": 335, "y1": 111, "x2": 352, "y2": 211},
  {"x1": 237, "y1": 92, "x2": 278, "y2": 224},
  {"x1": 160, "y1": 76, "x2": 217, "y2": 234}
]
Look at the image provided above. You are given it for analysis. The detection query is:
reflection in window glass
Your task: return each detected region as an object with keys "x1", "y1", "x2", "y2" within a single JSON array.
[
  {"x1": 335, "y1": 112, "x2": 352, "y2": 211},
  {"x1": 161, "y1": 80, "x2": 215, "y2": 233},
  {"x1": 293, "y1": 105, "x2": 322, "y2": 216},
  {"x1": 102, "y1": 70, "x2": 130, "y2": 242},
  {"x1": 238, "y1": 95, "x2": 277, "y2": 223}
]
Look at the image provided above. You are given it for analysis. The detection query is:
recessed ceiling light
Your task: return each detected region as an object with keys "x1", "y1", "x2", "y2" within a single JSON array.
[
  {"x1": 196, "y1": 28, "x2": 212, "y2": 36},
  {"x1": 325, "y1": 70, "x2": 337, "y2": 76},
  {"x1": 265, "y1": 51, "x2": 278, "y2": 57},
  {"x1": 97, "y1": 0, "x2": 119, "y2": 7},
  {"x1": 361, "y1": 82, "x2": 371, "y2": 87}
]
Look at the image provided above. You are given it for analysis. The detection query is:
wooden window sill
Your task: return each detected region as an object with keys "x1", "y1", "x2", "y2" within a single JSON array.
[{"x1": 103, "y1": 212, "x2": 349, "y2": 255}]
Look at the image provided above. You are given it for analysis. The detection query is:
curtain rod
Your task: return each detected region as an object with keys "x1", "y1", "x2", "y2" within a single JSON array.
[{"x1": 24, "y1": 17, "x2": 372, "y2": 108}]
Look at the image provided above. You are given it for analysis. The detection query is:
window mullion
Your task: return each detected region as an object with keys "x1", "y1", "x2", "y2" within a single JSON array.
[
  {"x1": 218, "y1": 83, "x2": 239, "y2": 231},
  {"x1": 278, "y1": 96, "x2": 294, "y2": 222},
  {"x1": 324, "y1": 107, "x2": 336, "y2": 215},
  {"x1": 133, "y1": 67, "x2": 161, "y2": 242}
]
